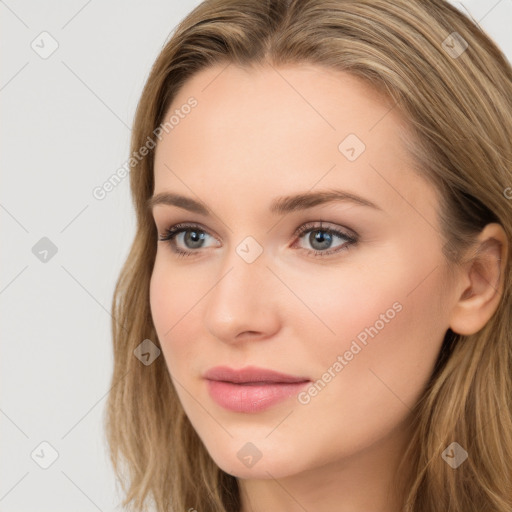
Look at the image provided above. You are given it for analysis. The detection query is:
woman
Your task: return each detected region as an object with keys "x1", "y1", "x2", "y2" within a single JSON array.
[{"x1": 105, "y1": 0, "x2": 512, "y2": 510}]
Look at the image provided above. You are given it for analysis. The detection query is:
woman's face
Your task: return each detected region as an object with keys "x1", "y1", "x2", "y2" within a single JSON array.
[{"x1": 149, "y1": 64, "x2": 458, "y2": 479}]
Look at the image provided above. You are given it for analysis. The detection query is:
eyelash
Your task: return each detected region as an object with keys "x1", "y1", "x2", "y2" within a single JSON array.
[{"x1": 157, "y1": 221, "x2": 358, "y2": 259}]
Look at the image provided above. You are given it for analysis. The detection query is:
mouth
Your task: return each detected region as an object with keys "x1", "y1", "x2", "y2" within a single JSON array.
[
  {"x1": 203, "y1": 365, "x2": 311, "y2": 413},
  {"x1": 203, "y1": 365, "x2": 311, "y2": 384}
]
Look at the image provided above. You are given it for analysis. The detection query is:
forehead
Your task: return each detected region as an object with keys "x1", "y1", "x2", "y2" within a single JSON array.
[
  {"x1": 153, "y1": 63, "x2": 436, "y2": 218},
  {"x1": 157, "y1": 63, "x2": 399, "y2": 155}
]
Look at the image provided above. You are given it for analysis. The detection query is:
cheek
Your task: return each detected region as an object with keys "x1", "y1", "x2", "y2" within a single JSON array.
[
  {"x1": 281, "y1": 268, "x2": 447, "y2": 462},
  {"x1": 297, "y1": 261, "x2": 448, "y2": 415},
  {"x1": 150, "y1": 252, "x2": 208, "y2": 322},
  {"x1": 149, "y1": 257, "x2": 201, "y2": 374},
  {"x1": 278, "y1": 264, "x2": 405, "y2": 365},
  {"x1": 365, "y1": 273, "x2": 448, "y2": 404}
]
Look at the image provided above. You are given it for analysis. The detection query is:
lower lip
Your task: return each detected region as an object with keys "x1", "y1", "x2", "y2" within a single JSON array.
[{"x1": 206, "y1": 379, "x2": 310, "y2": 413}]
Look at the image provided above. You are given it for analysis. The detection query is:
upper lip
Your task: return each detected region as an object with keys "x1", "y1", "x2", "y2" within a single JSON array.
[{"x1": 203, "y1": 365, "x2": 311, "y2": 384}]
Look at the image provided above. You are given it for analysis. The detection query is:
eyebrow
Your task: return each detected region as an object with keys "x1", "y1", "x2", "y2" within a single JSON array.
[{"x1": 146, "y1": 189, "x2": 381, "y2": 216}]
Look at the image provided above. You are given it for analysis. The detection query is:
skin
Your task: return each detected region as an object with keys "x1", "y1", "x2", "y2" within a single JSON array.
[{"x1": 149, "y1": 63, "x2": 507, "y2": 512}]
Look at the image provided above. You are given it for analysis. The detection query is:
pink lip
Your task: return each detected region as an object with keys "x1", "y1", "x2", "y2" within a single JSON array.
[{"x1": 204, "y1": 365, "x2": 311, "y2": 413}]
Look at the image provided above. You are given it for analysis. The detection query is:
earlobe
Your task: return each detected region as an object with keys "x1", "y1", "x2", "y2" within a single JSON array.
[{"x1": 449, "y1": 223, "x2": 508, "y2": 336}]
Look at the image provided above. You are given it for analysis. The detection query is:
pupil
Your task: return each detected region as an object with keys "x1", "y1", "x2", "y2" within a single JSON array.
[
  {"x1": 311, "y1": 230, "x2": 331, "y2": 250},
  {"x1": 186, "y1": 230, "x2": 204, "y2": 248}
]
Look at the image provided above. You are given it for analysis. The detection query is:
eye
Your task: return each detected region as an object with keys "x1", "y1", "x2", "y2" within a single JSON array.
[
  {"x1": 157, "y1": 221, "x2": 358, "y2": 259},
  {"x1": 292, "y1": 221, "x2": 357, "y2": 258},
  {"x1": 158, "y1": 222, "x2": 218, "y2": 258}
]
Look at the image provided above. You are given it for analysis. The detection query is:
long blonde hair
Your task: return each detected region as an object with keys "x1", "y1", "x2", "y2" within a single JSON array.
[{"x1": 104, "y1": 1, "x2": 512, "y2": 510}]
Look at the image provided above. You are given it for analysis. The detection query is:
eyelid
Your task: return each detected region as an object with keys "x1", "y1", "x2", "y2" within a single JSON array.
[{"x1": 292, "y1": 220, "x2": 357, "y2": 241}]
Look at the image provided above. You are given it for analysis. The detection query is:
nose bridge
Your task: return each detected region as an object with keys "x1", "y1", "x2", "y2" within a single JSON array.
[
  {"x1": 211, "y1": 236, "x2": 268, "y2": 311},
  {"x1": 218, "y1": 233, "x2": 268, "y2": 294}
]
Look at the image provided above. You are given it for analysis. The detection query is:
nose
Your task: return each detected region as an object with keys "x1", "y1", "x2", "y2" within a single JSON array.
[{"x1": 203, "y1": 247, "x2": 281, "y2": 344}]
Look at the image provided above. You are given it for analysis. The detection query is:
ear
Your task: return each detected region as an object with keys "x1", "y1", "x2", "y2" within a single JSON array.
[{"x1": 449, "y1": 223, "x2": 508, "y2": 336}]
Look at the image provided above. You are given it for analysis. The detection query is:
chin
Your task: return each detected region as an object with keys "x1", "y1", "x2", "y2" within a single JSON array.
[{"x1": 202, "y1": 438, "x2": 306, "y2": 480}]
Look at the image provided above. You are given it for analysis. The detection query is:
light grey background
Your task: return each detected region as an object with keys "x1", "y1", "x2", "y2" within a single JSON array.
[{"x1": 1, "y1": 1, "x2": 511, "y2": 510}]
